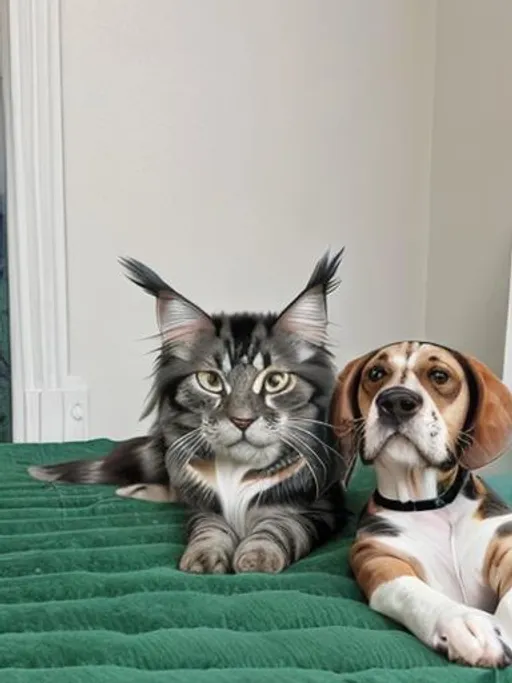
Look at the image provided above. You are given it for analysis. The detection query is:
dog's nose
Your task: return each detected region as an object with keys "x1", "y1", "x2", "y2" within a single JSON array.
[
  {"x1": 230, "y1": 416, "x2": 255, "y2": 431},
  {"x1": 376, "y1": 387, "x2": 423, "y2": 423}
]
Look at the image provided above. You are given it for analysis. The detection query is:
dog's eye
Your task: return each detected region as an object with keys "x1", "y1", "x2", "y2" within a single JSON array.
[
  {"x1": 196, "y1": 371, "x2": 224, "y2": 393},
  {"x1": 429, "y1": 369, "x2": 449, "y2": 385},
  {"x1": 367, "y1": 365, "x2": 387, "y2": 382}
]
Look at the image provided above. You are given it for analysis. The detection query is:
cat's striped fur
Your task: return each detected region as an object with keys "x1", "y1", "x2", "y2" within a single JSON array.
[{"x1": 29, "y1": 251, "x2": 348, "y2": 573}]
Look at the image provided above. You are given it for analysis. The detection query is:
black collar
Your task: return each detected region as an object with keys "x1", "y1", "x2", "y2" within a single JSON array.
[{"x1": 373, "y1": 467, "x2": 469, "y2": 512}]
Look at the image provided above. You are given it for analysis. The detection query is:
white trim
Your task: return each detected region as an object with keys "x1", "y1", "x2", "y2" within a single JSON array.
[
  {"x1": 503, "y1": 249, "x2": 512, "y2": 390},
  {"x1": 1, "y1": 0, "x2": 88, "y2": 441}
]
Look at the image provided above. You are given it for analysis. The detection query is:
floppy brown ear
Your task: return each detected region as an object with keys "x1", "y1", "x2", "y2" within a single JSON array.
[
  {"x1": 330, "y1": 351, "x2": 373, "y2": 487},
  {"x1": 458, "y1": 355, "x2": 512, "y2": 470}
]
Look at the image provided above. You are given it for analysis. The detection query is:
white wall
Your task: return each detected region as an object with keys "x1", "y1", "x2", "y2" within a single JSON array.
[
  {"x1": 60, "y1": 0, "x2": 436, "y2": 439},
  {"x1": 426, "y1": 0, "x2": 512, "y2": 376},
  {"x1": 504, "y1": 252, "x2": 512, "y2": 390}
]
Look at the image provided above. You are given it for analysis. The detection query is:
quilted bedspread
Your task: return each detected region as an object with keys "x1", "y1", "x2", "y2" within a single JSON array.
[{"x1": 1, "y1": 439, "x2": 512, "y2": 682}]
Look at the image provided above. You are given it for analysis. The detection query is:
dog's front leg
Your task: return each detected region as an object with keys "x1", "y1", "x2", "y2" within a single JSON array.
[{"x1": 351, "y1": 539, "x2": 511, "y2": 667}]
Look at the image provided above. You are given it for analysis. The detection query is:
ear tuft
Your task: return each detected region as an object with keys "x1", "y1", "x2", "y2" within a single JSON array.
[
  {"x1": 119, "y1": 257, "x2": 214, "y2": 347},
  {"x1": 305, "y1": 248, "x2": 344, "y2": 296},
  {"x1": 274, "y1": 249, "x2": 344, "y2": 346},
  {"x1": 458, "y1": 356, "x2": 512, "y2": 470},
  {"x1": 119, "y1": 257, "x2": 173, "y2": 297}
]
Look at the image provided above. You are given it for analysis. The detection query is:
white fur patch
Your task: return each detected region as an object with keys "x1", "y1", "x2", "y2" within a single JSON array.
[
  {"x1": 115, "y1": 484, "x2": 176, "y2": 503},
  {"x1": 221, "y1": 353, "x2": 232, "y2": 374},
  {"x1": 213, "y1": 454, "x2": 275, "y2": 536},
  {"x1": 252, "y1": 352, "x2": 265, "y2": 371},
  {"x1": 371, "y1": 575, "x2": 509, "y2": 666}
]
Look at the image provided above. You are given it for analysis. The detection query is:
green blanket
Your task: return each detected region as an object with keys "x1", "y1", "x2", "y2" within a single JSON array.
[{"x1": 1, "y1": 440, "x2": 511, "y2": 682}]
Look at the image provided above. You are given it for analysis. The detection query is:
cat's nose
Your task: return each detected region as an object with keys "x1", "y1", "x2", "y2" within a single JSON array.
[{"x1": 230, "y1": 416, "x2": 256, "y2": 431}]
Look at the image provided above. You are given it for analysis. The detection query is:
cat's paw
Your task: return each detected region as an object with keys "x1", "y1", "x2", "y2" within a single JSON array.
[
  {"x1": 233, "y1": 540, "x2": 287, "y2": 574},
  {"x1": 179, "y1": 546, "x2": 231, "y2": 574},
  {"x1": 434, "y1": 607, "x2": 512, "y2": 668}
]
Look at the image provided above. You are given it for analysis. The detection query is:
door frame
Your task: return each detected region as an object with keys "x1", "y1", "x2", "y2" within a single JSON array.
[{"x1": 1, "y1": 0, "x2": 88, "y2": 442}]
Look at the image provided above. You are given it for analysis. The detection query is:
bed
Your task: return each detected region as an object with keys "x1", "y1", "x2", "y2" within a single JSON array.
[{"x1": 1, "y1": 440, "x2": 511, "y2": 681}]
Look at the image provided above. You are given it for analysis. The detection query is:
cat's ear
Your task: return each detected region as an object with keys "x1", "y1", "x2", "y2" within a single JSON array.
[
  {"x1": 274, "y1": 249, "x2": 343, "y2": 347},
  {"x1": 119, "y1": 258, "x2": 214, "y2": 347}
]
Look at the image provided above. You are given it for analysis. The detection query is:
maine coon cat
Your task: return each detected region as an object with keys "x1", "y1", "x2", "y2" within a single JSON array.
[{"x1": 29, "y1": 251, "x2": 348, "y2": 574}]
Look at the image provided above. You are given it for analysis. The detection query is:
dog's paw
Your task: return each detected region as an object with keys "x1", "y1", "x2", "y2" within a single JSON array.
[
  {"x1": 179, "y1": 546, "x2": 231, "y2": 574},
  {"x1": 434, "y1": 607, "x2": 512, "y2": 668},
  {"x1": 233, "y1": 540, "x2": 287, "y2": 574}
]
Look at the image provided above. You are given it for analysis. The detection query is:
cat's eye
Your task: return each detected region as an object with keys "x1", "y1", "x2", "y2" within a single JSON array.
[
  {"x1": 264, "y1": 371, "x2": 291, "y2": 394},
  {"x1": 428, "y1": 368, "x2": 450, "y2": 385},
  {"x1": 367, "y1": 365, "x2": 387, "y2": 382},
  {"x1": 196, "y1": 371, "x2": 224, "y2": 394}
]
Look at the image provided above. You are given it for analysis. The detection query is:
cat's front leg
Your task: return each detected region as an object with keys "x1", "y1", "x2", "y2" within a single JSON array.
[
  {"x1": 233, "y1": 503, "x2": 333, "y2": 574},
  {"x1": 179, "y1": 512, "x2": 238, "y2": 574}
]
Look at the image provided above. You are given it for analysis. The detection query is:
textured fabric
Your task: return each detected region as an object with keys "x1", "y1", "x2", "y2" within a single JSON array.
[{"x1": 1, "y1": 440, "x2": 511, "y2": 681}]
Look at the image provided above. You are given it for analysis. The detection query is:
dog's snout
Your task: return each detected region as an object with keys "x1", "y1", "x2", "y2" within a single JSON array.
[{"x1": 376, "y1": 387, "x2": 423, "y2": 423}]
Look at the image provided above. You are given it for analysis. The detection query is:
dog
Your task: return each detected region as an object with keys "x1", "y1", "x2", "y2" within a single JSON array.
[{"x1": 331, "y1": 341, "x2": 512, "y2": 668}]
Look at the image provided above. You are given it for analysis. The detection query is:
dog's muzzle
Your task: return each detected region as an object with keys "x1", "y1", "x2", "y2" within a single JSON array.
[{"x1": 376, "y1": 387, "x2": 423, "y2": 426}]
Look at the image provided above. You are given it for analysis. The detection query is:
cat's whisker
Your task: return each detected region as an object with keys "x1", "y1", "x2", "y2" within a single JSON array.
[
  {"x1": 168, "y1": 429, "x2": 204, "y2": 463},
  {"x1": 169, "y1": 429, "x2": 201, "y2": 452},
  {"x1": 289, "y1": 416, "x2": 365, "y2": 430},
  {"x1": 289, "y1": 416, "x2": 367, "y2": 451},
  {"x1": 284, "y1": 432, "x2": 334, "y2": 499},
  {"x1": 336, "y1": 420, "x2": 366, "y2": 442},
  {"x1": 279, "y1": 435, "x2": 320, "y2": 500},
  {"x1": 287, "y1": 424, "x2": 345, "y2": 462},
  {"x1": 288, "y1": 417, "x2": 334, "y2": 430},
  {"x1": 283, "y1": 429, "x2": 328, "y2": 483}
]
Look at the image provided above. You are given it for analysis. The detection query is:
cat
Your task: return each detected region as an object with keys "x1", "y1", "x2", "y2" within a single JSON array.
[{"x1": 29, "y1": 250, "x2": 348, "y2": 574}]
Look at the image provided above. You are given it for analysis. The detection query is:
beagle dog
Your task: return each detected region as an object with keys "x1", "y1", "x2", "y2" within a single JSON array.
[{"x1": 331, "y1": 341, "x2": 512, "y2": 668}]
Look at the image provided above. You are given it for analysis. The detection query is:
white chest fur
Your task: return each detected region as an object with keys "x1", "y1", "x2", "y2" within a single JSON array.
[
  {"x1": 373, "y1": 494, "x2": 498, "y2": 610},
  {"x1": 213, "y1": 457, "x2": 273, "y2": 536}
]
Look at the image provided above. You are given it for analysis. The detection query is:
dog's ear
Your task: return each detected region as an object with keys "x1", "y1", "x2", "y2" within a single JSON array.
[
  {"x1": 458, "y1": 355, "x2": 512, "y2": 470},
  {"x1": 330, "y1": 351, "x2": 373, "y2": 487}
]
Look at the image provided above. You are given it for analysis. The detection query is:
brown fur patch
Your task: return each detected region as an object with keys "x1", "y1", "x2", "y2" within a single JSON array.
[
  {"x1": 359, "y1": 344, "x2": 407, "y2": 412},
  {"x1": 188, "y1": 457, "x2": 306, "y2": 491},
  {"x1": 475, "y1": 487, "x2": 511, "y2": 520},
  {"x1": 366, "y1": 498, "x2": 380, "y2": 516},
  {"x1": 241, "y1": 458, "x2": 305, "y2": 485},
  {"x1": 483, "y1": 530, "x2": 512, "y2": 599},
  {"x1": 463, "y1": 473, "x2": 487, "y2": 500},
  {"x1": 413, "y1": 346, "x2": 469, "y2": 451},
  {"x1": 436, "y1": 466, "x2": 459, "y2": 495},
  {"x1": 188, "y1": 459, "x2": 216, "y2": 486},
  {"x1": 330, "y1": 352, "x2": 376, "y2": 484},
  {"x1": 350, "y1": 538, "x2": 426, "y2": 599},
  {"x1": 459, "y1": 356, "x2": 512, "y2": 470},
  {"x1": 375, "y1": 352, "x2": 389, "y2": 363}
]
